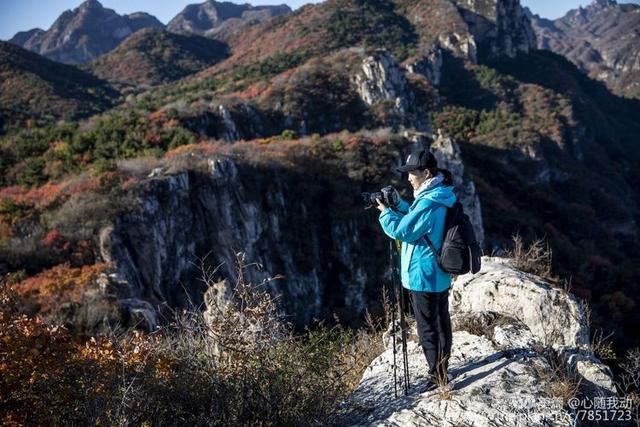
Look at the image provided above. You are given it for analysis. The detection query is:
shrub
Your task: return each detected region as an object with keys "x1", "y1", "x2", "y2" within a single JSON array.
[
  {"x1": 1, "y1": 256, "x2": 387, "y2": 425},
  {"x1": 90, "y1": 158, "x2": 117, "y2": 176},
  {"x1": 505, "y1": 233, "x2": 553, "y2": 280},
  {"x1": 280, "y1": 129, "x2": 297, "y2": 140},
  {"x1": 0, "y1": 197, "x2": 26, "y2": 223},
  {"x1": 230, "y1": 51, "x2": 311, "y2": 83},
  {"x1": 41, "y1": 229, "x2": 70, "y2": 253},
  {"x1": 12, "y1": 263, "x2": 109, "y2": 317},
  {"x1": 327, "y1": 0, "x2": 417, "y2": 60},
  {"x1": 432, "y1": 106, "x2": 479, "y2": 140},
  {"x1": 15, "y1": 157, "x2": 47, "y2": 187},
  {"x1": 619, "y1": 348, "x2": 640, "y2": 394},
  {"x1": 474, "y1": 66, "x2": 515, "y2": 92},
  {"x1": 167, "y1": 127, "x2": 195, "y2": 149}
]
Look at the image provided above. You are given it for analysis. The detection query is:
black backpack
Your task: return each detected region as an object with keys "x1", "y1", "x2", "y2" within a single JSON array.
[{"x1": 423, "y1": 202, "x2": 482, "y2": 275}]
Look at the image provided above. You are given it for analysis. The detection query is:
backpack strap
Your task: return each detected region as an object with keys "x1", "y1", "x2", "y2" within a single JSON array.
[
  {"x1": 422, "y1": 234, "x2": 439, "y2": 256},
  {"x1": 419, "y1": 198, "x2": 451, "y2": 256}
]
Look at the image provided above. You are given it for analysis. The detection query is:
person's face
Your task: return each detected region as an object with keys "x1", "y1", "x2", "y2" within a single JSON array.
[{"x1": 408, "y1": 169, "x2": 429, "y2": 191}]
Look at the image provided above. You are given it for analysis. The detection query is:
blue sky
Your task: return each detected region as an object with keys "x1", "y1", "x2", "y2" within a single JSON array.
[{"x1": 1, "y1": 0, "x2": 639, "y2": 41}]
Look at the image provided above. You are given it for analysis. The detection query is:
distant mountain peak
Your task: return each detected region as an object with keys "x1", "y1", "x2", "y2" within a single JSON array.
[
  {"x1": 167, "y1": 0, "x2": 291, "y2": 37},
  {"x1": 8, "y1": 0, "x2": 162, "y2": 64},
  {"x1": 79, "y1": 0, "x2": 104, "y2": 10},
  {"x1": 589, "y1": 0, "x2": 618, "y2": 9}
]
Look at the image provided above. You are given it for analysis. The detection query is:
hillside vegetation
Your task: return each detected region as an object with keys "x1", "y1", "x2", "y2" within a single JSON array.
[
  {"x1": 1, "y1": 0, "x2": 639, "y2": 363},
  {"x1": 87, "y1": 28, "x2": 229, "y2": 87},
  {"x1": 0, "y1": 41, "x2": 119, "y2": 130}
]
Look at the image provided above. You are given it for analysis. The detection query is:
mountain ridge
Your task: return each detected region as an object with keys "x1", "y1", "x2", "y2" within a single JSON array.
[
  {"x1": 527, "y1": 0, "x2": 640, "y2": 98},
  {"x1": 86, "y1": 28, "x2": 229, "y2": 87},
  {"x1": 8, "y1": 0, "x2": 163, "y2": 64},
  {"x1": 166, "y1": 0, "x2": 292, "y2": 39}
]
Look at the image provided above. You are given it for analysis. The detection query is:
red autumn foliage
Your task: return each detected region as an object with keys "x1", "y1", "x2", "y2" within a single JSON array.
[
  {"x1": 149, "y1": 109, "x2": 167, "y2": 123},
  {"x1": 163, "y1": 118, "x2": 180, "y2": 129},
  {"x1": 0, "y1": 175, "x2": 99, "y2": 210},
  {"x1": 13, "y1": 263, "x2": 109, "y2": 316},
  {"x1": 206, "y1": 1, "x2": 332, "y2": 72},
  {"x1": 0, "y1": 218, "x2": 13, "y2": 242},
  {"x1": 0, "y1": 285, "x2": 168, "y2": 425},
  {"x1": 235, "y1": 81, "x2": 270, "y2": 99},
  {"x1": 39, "y1": 230, "x2": 93, "y2": 265},
  {"x1": 41, "y1": 229, "x2": 70, "y2": 252},
  {"x1": 146, "y1": 133, "x2": 163, "y2": 147},
  {"x1": 0, "y1": 183, "x2": 65, "y2": 210}
]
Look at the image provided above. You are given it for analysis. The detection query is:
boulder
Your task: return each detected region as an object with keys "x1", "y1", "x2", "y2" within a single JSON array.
[{"x1": 451, "y1": 257, "x2": 588, "y2": 348}]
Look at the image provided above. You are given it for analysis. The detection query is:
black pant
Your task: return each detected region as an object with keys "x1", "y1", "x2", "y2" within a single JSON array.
[{"x1": 410, "y1": 289, "x2": 452, "y2": 379}]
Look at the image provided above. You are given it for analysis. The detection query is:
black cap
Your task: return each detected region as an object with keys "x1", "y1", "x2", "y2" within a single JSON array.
[{"x1": 396, "y1": 149, "x2": 437, "y2": 173}]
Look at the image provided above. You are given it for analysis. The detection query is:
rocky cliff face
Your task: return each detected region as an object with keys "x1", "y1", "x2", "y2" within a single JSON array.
[
  {"x1": 527, "y1": 0, "x2": 640, "y2": 99},
  {"x1": 8, "y1": 29, "x2": 45, "y2": 47},
  {"x1": 354, "y1": 50, "x2": 432, "y2": 133},
  {"x1": 400, "y1": 0, "x2": 534, "y2": 64},
  {"x1": 451, "y1": 0, "x2": 536, "y2": 60},
  {"x1": 97, "y1": 159, "x2": 381, "y2": 328},
  {"x1": 8, "y1": 0, "x2": 163, "y2": 64},
  {"x1": 166, "y1": 0, "x2": 291, "y2": 39},
  {"x1": 338, "y1": 257, "x2": 616, "y2": 425}
]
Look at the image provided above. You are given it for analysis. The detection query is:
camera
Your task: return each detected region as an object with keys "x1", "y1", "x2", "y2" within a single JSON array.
[{"x1": 362, "y1": 186, "x2": 400, "y2": 209}]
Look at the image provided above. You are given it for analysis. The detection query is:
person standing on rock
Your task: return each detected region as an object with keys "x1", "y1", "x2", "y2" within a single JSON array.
[{"x1": 376, "y1": 148, "x2": 457, "y2": 389}]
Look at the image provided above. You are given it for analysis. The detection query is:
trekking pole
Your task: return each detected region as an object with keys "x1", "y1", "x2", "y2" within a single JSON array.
[
  {"x1": 398, "y1": 279, "x2": 410, "y2": 394},
  {"x1": 389, "y1": 240, "x2": 398, "y2": 398},
  {"x1": 390, "y1": 239, "x2": 410, "y2": 395}
]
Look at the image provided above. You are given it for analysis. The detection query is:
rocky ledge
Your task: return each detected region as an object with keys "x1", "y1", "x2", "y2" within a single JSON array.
[{"x1": 338, "y1": 257, "x2": 616, "y2": 426}]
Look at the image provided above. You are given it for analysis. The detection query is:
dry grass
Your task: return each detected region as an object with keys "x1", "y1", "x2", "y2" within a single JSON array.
[
  {"x1": 116, "y1": 156, "x2": 164, "y2": 178},
  {"x1": 580, "y1": 300, "x2": 617, "y2": 361},
  {"x1": 338, "y1": 309, "x2": 387, "y2": 391},
  {"x1": 505, "y1": 233, "x2": 553, "y2": 280},
  {"x1": 434, "y1": 355, "x2": 453, "y2": 400},
  {"x1": 617, "y1": 348, "x2": 640, "y2": 425},
  {"x1": 533, "y1": 349, "x2": 582, "y2": 405},
  {"x1": 452, "y1": 312, "x2": 512, "y2": 340},
  {"x1": 619, "y1": 348, "x2": 640, "y2": 395},
  {"x1": 590, "y1": 329, "x2": 617, "y2": 361}
]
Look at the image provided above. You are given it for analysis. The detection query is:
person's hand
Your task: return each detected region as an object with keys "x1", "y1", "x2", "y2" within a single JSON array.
[{"x1": 376, "y1": 198, "x2": 387, "y2": 212}]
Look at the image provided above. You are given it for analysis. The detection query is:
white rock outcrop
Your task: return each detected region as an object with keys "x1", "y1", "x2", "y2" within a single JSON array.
[
  {"x1": 217, "y1": 105, "x2": 240, "y2": 142},
  {"x1": 451, "y1": 257, "x2": 588, "y2": 348},
  {"x1": 353, "y1": 51, "x2": 411, "y2": 115},
  {"x1": 339, "y1": 256, "x2": 616, "y2": 426},
  {"x1": 438, "y1": 32, "x2": 478, "y2": 63},
  {"x1": 405, "y1": 47, "x2": 443, "y2": 86},
  {"x1": 452, "y1": 0, "x2": 537, "y2": 59},
  {"x1": 340, "y1": 332, "x2": 575, "y2": 426}
]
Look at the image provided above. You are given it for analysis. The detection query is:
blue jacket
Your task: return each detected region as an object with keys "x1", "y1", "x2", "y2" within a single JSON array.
[{"x1": 379, "y1": 183, "x2": 457, "y2": 292}]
